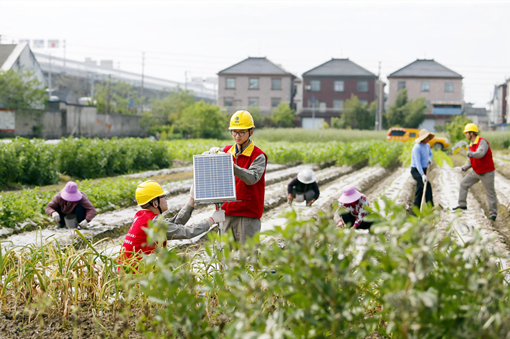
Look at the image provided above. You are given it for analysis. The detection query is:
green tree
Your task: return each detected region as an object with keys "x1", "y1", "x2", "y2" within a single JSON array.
[
  {"x1": 385, "y1": 89, "x2": 426, "y2": 128},
  {"x1": 0, "y1": 68, "x2": 46, "y2": 110},
  {"x1": 336, "y1": 95, "x2": 375, "y2": 130},
  {"x1": 151, "y1": 88, "x2": 195, "y2": 123},
  {"x1": 270, "y1": 102, "x2": 295, "y2": 128},
  {"x1": 446, "y1": 115, "x2": 473, "y2": 144},
  {"x1": 93, "y1": 79, "x2": 143, "y2": 115},
  {"x1": 174, "y1": 101, "x2": 228, "y2": 139}
]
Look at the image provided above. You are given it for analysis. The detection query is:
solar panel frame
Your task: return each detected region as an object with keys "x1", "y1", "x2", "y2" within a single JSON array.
[{"x1": 193, "y1": 153, "x2": 237, "y2": 204}]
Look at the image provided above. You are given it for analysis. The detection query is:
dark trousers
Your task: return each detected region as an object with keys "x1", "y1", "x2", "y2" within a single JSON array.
[
  {"x1": 56, "y1": 204, "x2": 86, "y2": 227},
  {"x1": 411, "y1": 167, "x2": 434, "y2": 208},
  {"x1": 340, "y1": 212, "x2": 373, "y2": 230}
]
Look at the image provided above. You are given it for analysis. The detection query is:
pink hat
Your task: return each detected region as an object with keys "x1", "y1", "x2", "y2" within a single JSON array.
[
  {"x1": 61, "y1": 181, "x2": 83, "y2": 202},
  {"x1": 338, "y1": 185, "x2": 361, "y2": 204}
]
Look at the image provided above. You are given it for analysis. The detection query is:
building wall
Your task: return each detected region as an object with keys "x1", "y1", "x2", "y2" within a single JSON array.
[
  {"x1": 497, "y1": 83, "x2": 507, "y2": 124},
  {"x1": 506, "y1": 79, "x2": 510, "y2": 124},
  {"x1": 388, "y1": 77, "x2": 463, "y2": 111},
  {"x1": 218, "y1": 75, "x2": 293, "y2": 114},
  {"x1": 302, "y1": 76, "x2": 376, "y2": 109},
  {"x1": 12, "y1": 102, "x2": 149, "y2": 138}
]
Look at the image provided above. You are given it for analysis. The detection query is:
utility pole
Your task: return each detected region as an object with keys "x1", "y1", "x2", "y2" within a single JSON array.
[
  {"x1": 48, "y1": 53, "x2": 53, "y2": 99},
  {"x1": 63, "y1": 40, "x2": 66, "y2": 74},
  {"x1": 107, "y1": 74, "x2": 111, "y2": 114},
  {"x1": 375, "y1": 61, "x2": 381, "y2": 131},
  {"x1": 185, "y1": 71, "x2": 188, "y2": 90},
  {"x1": 141, "y1": 52, "x2": 145, "y2": 113}
]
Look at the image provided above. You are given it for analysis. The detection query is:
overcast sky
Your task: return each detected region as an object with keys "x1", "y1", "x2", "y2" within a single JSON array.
[{"x1": 1, "y1": 0, "x2": 509, "y2": 107}]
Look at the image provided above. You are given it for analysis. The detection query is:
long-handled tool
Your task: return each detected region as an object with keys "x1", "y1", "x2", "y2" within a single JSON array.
[
  {"x1": 215, "y1": 203, "x2": 225, "y2": 269},
  {"x1": 420, "y1": 166, "x2": 429, "y2": 212}
]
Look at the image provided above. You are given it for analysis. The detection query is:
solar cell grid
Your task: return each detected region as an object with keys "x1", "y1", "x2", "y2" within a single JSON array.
[{"x1": 193, "y1": 154, "x2": 236, "y2": 204}]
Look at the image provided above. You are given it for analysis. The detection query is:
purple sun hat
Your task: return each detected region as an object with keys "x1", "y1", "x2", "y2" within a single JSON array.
[
  {"x1": 61, "y1": 181, "x2": 83, "y2": 202},
  {"x1": 338, "y1": 185, "x2": 361, "y2": 204}
]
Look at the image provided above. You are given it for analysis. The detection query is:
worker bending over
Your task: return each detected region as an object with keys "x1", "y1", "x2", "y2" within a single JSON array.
[
  {"x1": 203, "y1": 110, "x2": 267, "y2": 244},
  {"x1": 410, "y1": 129, "x2": 434, "y2": 209},
  {"x1": 288, "y1": 168, "x2": 320, "y2": 206},
  {"x1": 453, "y1": 123, "x2": 497, "y2": 221},
  {"x1": 119, "y1": 180, "x2": 224, "y2": 268}
]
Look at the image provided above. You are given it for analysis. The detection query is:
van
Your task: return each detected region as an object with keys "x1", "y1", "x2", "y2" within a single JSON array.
[{"x1": 387, "y1": 127, "x2": 450, "y2": 150}]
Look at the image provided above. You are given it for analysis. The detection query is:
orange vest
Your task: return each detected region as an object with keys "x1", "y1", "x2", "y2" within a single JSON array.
[
  {"x1": 222, "y1": 144, "x2": 267, "y2": 219},
  {"x1": 469, "y1": 137, "x2": 495, "y2": 175}
]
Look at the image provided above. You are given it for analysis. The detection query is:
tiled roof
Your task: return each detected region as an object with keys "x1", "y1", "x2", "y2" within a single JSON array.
[
  {"x1": 218, "y1": 57, "x2": 292, "y2": 75},
  {"x1": 303, "y1": 58, "x2": 376, "y2": 77},
  {"x1": 389, "y1": 59, "x2": 462, "y2": 78}
]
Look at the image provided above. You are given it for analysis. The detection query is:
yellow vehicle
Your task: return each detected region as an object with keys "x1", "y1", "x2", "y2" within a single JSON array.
[{"x1": 387, "y1": 127, "x2": 450, "y2": 151}]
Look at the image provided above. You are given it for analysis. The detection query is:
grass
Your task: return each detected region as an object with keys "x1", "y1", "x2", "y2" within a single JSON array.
[
  {"x1": 479, "y1": 131, "x2": 510, "y2": 150},
  {"x1": 253, "y1": 128, "x2": 388, "y2": 143}
]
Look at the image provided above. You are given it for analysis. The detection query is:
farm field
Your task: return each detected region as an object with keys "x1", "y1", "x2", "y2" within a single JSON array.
[{"x1": 2, "y1": 138, "x2": 510, "y2": 338}]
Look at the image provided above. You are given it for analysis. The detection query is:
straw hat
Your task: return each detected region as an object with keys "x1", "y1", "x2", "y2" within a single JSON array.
[{"x1": 415, "y1": 129, "x2": 435, "y2": 143}]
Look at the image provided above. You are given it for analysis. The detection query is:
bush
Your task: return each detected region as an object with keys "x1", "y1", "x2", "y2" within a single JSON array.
[
  {"x1": 270, "y1": 102, "x2": 295, "y2": 128},
  {"x1": 445, "y1": 115, "x2": 472, "y2": 145},
  {"x1": 125, "y1": 199, "x2": 510, "y2": 338}
]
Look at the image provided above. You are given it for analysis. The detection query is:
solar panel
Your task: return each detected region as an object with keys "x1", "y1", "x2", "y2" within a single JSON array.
[{"x1": 193, "y1": 153, "x2": 237, "y2": 204}]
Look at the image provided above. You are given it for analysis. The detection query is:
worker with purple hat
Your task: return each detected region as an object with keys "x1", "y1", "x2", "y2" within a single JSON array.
[
  {"x1": 334, "y1": 185, "x2": 373, "y2": 230},
  {"x1": 45, "y1": 181, "x2": 96, "y2": 229}
]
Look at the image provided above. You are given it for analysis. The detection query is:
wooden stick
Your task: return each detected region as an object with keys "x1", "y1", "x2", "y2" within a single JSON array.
[{"x1": 420, "y1": 166, "x2": 429, "y2": 212}]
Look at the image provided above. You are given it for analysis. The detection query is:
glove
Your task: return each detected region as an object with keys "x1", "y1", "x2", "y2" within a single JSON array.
[
  {"x1": 452, "y1": 141, "x2": 469, "y2": 155},
  {"x1": 422, "y1": 174, "x2": 427, "y2": 183},
  {"x1": 52, "y1": 212, "x2": 60, "y2": 223},
  {"x1": 79, "y1": 220, "x2": 88, "y2": 228},
  {"x1": 202, "y1": 147, "x2": 223, "y2": 155},
  {"x1": 453, "y1": 166, "x2": 462, "y2": 173},
  {"x1": 210, "y1": 209, "x2": 225, "y2": 224},
  {"x1": 190, "y1": 183, "x2": 195, "y2": 198}
]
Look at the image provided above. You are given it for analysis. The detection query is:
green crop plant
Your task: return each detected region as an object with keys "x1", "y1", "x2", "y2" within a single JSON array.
[{"x1": 0, "y1": 177, "x2": 138, "y2": 229}]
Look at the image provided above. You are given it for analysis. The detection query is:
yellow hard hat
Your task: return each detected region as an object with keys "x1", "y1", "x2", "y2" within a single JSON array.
[
  {"x1": 463, "y1": 123, "x2": 479, "y2": 133},
  {"x1": 229, "y1": 110, "x2": 255, "y2": 130},
  {"x1": 135, "y1": 180, "x2": 168, "y2": 206}
]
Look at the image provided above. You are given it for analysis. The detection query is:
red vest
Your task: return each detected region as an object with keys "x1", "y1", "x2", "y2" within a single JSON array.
[
  {"x1": 469, "y1": 137, "x2": 495, "y2": 175},
  {"x1": 222, "y1": 143, "x2": 267, "y2": 219},
  {"x1": 119, "y1": 210, "x2": 166, "y2": 266}
]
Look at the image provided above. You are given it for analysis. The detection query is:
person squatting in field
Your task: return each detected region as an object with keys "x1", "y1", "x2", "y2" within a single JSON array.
[
  {"x1": 334, "y1": 185, "x2": 373, "y2": 230},
  {"x1": 45, "y1": 181, "x2": 96, "y2": 229},
  {"x1": 410, "y1": 129, "x2": 434, "y2": 209},
  {"x1": 287, "y1": 168, "x2": 320, "y2": 206},
  {"x1": 118, "y1": 180, "x2": 224, "y2": 271},
  {"x1": 203, "y1": 110, "x2": 267, "y2": 244},
  {"x1": 453, "y1": 123, "x2": 498, "y2": 221}
]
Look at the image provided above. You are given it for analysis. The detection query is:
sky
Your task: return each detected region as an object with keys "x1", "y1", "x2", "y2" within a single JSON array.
[{"x1": 1, "y1": 0, "x2": 509, "y2": 107}]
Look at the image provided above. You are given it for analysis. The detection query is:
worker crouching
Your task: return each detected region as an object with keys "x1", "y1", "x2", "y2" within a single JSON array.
[
  {"x1": 45, "y1": 181, "x2": 96, "y2": 229},
  {"x1": 334, "y1": 185, "x2": 373, "y2": 229},
  {"x1": 119, "y1": 180, "x2": 224, "y2": 270},
  {"x1": 288, "y1": 168, "x2": 320, "y2": 206}
]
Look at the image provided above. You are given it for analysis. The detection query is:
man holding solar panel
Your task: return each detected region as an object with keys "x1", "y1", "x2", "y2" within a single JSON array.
[{"x1": 203, "y1": 110, "x2": 267, "y2": 244}]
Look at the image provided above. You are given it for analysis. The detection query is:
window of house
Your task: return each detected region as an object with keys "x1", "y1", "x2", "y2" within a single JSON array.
[
  {"x1": 357, "y1": 81, "x2": 368, "y2": 92},
  {"x1": 311, "y1": 80, "x2": 321, "y2": 91},
  {"x1": 226, "y1": 78, "x2": 235, "y2": 89},
  {"x1": 319, "y1": 102, "x2": 326, "y2": 112},
  {"x1": 234, "y1": 100, "x2": 242, "y2": 108},
  {"x1": 224, "y1": 97, "x2": 233, "y2": 107},
  {"x1": 271, "y1": 98, "x2": 281, "y2": 108},
  {"x1": 397, "y1": 81, "x2": 406, "y2": 90},
  {"x1": 421, "y1": 81, "x2": 430, "y2": 92},
  {"x1": 249, "y1": 78, "x2": 259, "y2": 89},
  {"x1": 333, "y1": 99, "x2": 344, "y2": 111},
  {"x1": 445, "y1": 82, "x2": 453, "y2": 92},
  {"x1": 360, "y1": 100, "x2": 368, "y2": 106},
  {"x1": 249, "y1": 97, "x2": 259, "y2": 107},
  {"x1": 334, "y1": 81, "x2": 344, "y2": 92},
  {"x1": 272, "y1": 78, "x2": 281, "y2": 90}
]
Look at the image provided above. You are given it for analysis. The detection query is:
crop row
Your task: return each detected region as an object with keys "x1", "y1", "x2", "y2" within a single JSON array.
[
  {"x1": 0, "y1": 138, "x2": 172, "y2": 187},
  {"x1": 0, "y1": 140, "x2": 410, "y2": 229}
]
